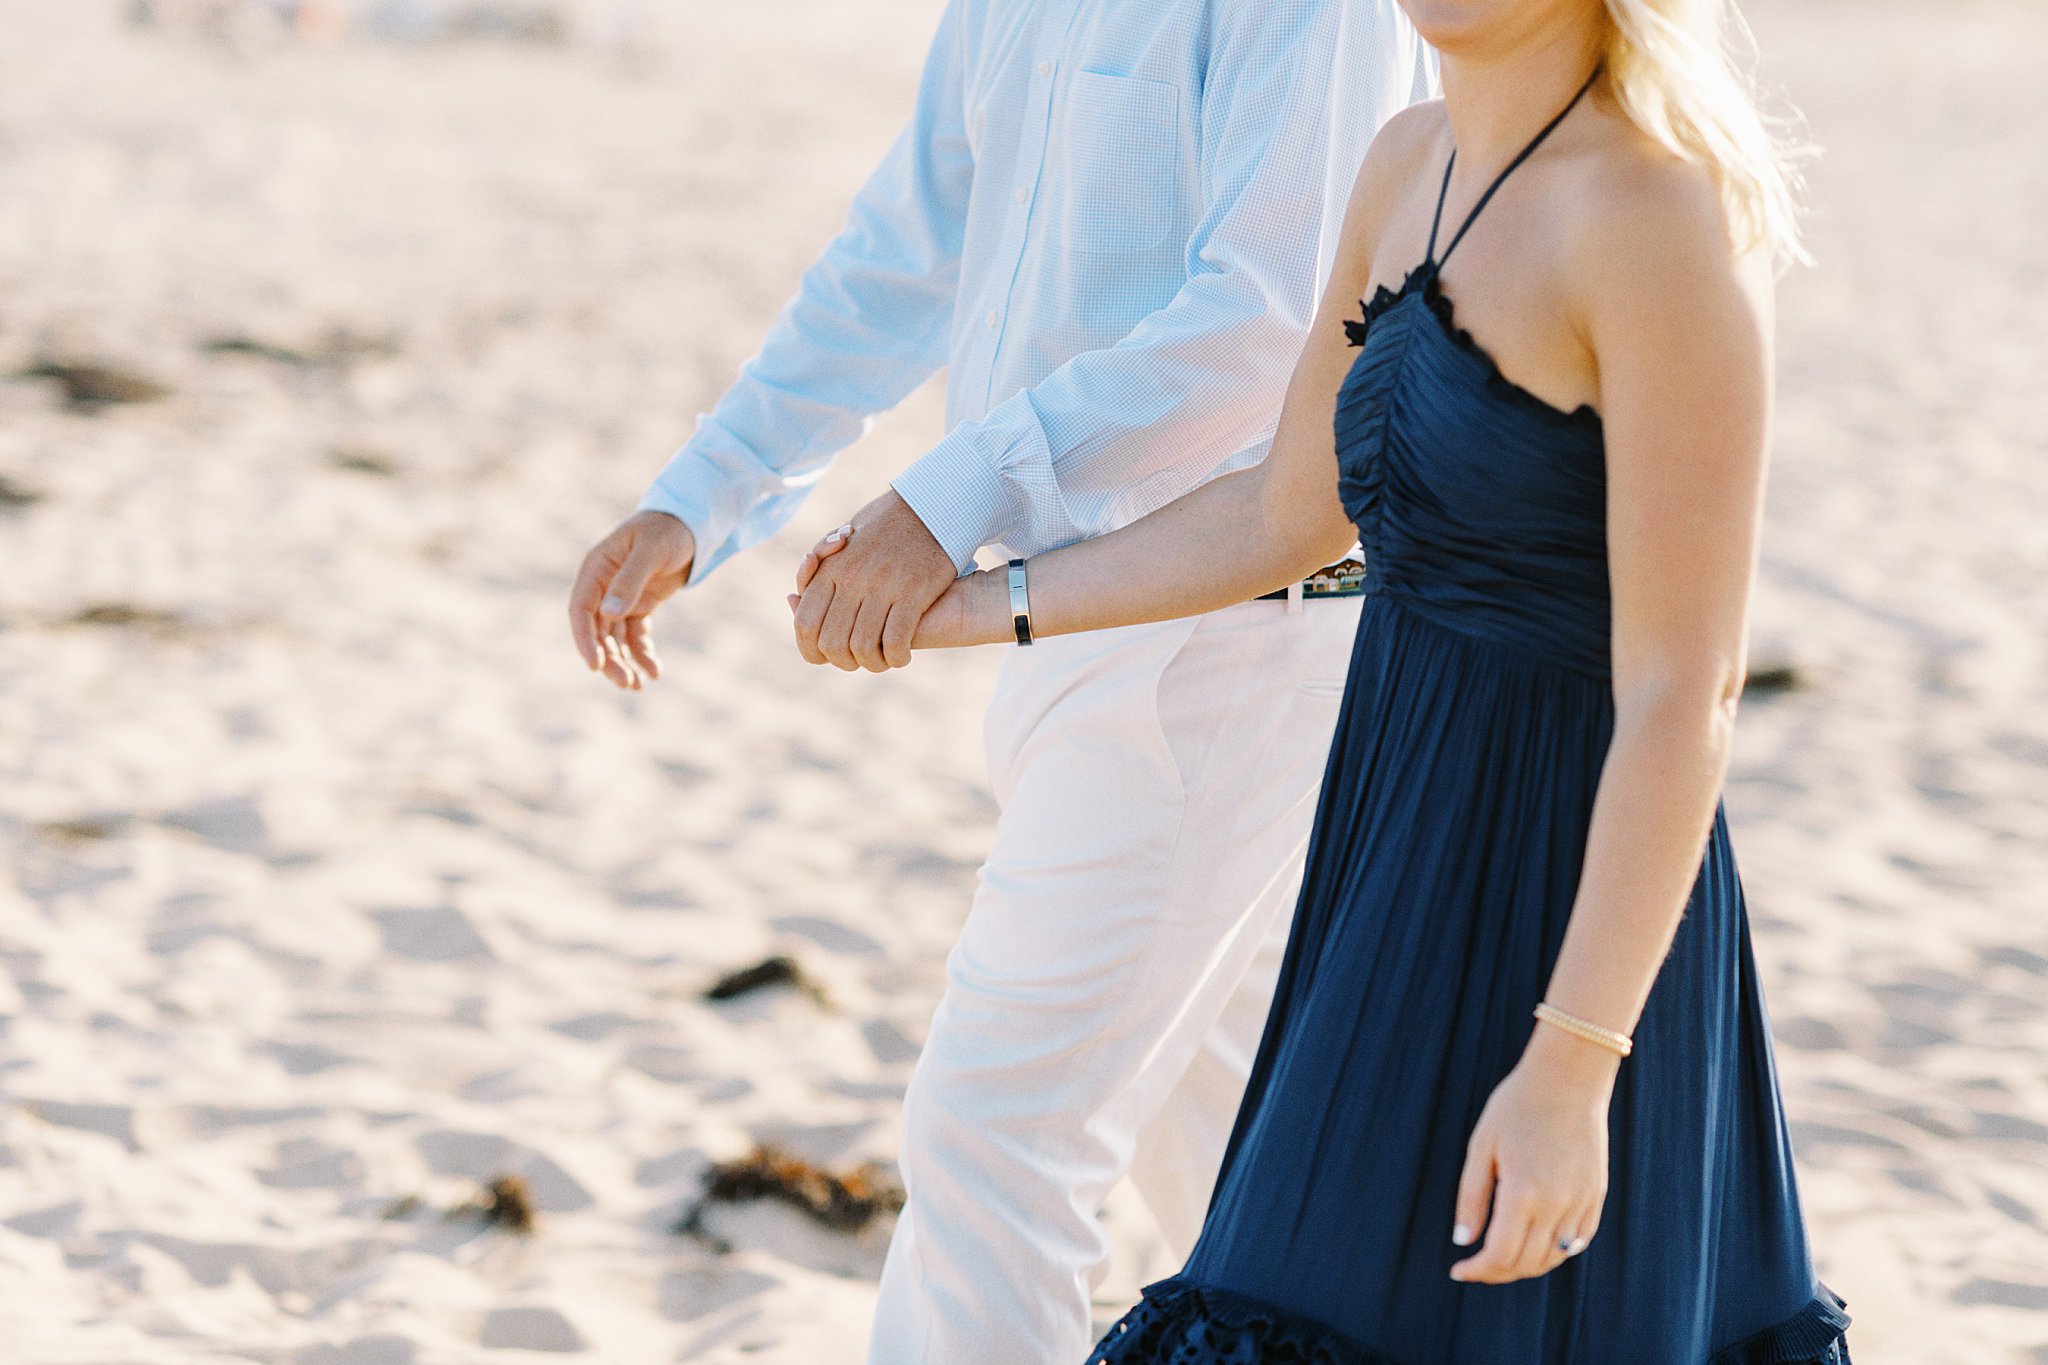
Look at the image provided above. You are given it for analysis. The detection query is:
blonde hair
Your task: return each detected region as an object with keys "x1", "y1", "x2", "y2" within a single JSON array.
[{"x1": 1599, "y1": 0, "x2": 1810, "y2": 265}]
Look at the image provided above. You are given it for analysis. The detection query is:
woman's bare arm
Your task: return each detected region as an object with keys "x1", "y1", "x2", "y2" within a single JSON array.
[
  {"x1": 1449, "y1": 156, "x2": 1777, "y2": 1285},
  {"x1": 1541, "y1": 165, "x2": 1774, "y2": 1052}
]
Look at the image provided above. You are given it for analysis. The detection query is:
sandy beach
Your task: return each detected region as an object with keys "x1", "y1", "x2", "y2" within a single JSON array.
[{"x1": 0, "y1": 0, "x2": 2043, "y2": 1360}]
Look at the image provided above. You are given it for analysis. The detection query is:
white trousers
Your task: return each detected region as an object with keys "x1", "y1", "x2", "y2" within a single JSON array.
[{"x1": 867, "y1": 596, "x2": 1361, "y2": 1365}]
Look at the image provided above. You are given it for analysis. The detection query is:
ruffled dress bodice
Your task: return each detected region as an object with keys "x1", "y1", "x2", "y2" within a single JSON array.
[{"x1": 1335, "y1": 263, "x2": 1609, "y2": 680}]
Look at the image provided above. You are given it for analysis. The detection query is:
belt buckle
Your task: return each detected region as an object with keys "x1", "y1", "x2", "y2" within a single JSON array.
[
  {"x1": 1302, "y1": 557, "x2": 1367, "y2": 601},
  {"x1": 1255, "y1": 556, "x2": 1366, "y2": 607}
]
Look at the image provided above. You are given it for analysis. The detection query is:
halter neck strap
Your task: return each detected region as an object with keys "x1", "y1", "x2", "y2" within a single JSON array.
[{"x1": 1426, "y1": 68, "x2": 1600, "y2": 271}]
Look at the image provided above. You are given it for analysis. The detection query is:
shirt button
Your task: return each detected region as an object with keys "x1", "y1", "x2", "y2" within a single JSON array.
[
  {"x1": 1014, "y1": 187, "x2": 1028, "y2": 204},
  {"x1": 986, "y1": 310, "x2": 999, "y2": 329},
  {"x1": 1037, "y1": 60, "x2": 1051, "y2": 77}
]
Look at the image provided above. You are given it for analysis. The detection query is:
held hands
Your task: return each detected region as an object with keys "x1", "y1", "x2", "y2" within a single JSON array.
[
  {"x1": 1448, "y1": 1028, "x2": 1616, "y2": 1285},
  {"x1": 785, "y1": 490, "x2": 980, "y2": 671},
  {"x1": 567, "y1": 491, "x2": 988, "y2": 691},
  {"x1": 569, "y1": 510, "x2": 697, "y2": 690}
]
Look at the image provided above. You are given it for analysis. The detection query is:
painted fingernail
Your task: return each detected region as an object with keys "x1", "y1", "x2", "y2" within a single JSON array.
[
  {"x1": 1452, "y1": 1224, "x2": 1475, "y2": 1247},
  {"x1": 600, "y1": 595, "x2": 627, "y2": 616}
]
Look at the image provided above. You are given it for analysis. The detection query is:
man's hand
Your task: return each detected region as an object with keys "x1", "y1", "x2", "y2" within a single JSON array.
[
  {"x1": 790, "y1": 490, "x2": 955, "y2": 672},
  {"x1": 569, "y1": 510, "x2": 697, "y2": 690}
]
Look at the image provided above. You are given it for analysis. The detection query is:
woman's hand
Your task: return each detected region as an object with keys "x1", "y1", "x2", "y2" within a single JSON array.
[
  {"x1": 908, "y1": 570, "x2": 1005, "y2": 650},
  {"x1": 1448, "y1": 1030, "x2": 1616, "y2": 1285}
]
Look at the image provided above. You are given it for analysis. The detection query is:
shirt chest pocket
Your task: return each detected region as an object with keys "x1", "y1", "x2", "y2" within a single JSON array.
[{"x1": 1053, "y1": 71, "x2": 1182, "y2": 253}]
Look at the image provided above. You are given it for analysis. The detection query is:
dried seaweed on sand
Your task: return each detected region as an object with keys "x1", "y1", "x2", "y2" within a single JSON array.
[
  {"x1": 18, "y1": 360, "x2": 172, "y2": 411},
  {"x1": 60, "y1": 603, "x2": 194, "y2": 637},
  {"x1": 449, "y1": 1175, "x2": 537, "y2": 1234},
  {"x1": 1744, "y1": 661, "x2": 1812, "y2": 696},
  {"x1": 676, "y1": 1146, "x2": 904, "y2": 1250},
  {"x1": 703, "y1": 955, "x2": 832, "y2": 1008},
  {"x1": 0, "y1": 474, "x2": 45, "y2": 509}
]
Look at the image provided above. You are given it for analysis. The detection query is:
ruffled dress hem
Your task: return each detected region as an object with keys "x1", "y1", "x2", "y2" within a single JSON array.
[{"x1": 1088, "y1": 1278, "x2": 1852, "y2": 1365}]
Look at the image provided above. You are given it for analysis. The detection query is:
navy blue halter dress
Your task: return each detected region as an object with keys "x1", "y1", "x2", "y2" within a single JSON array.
[{"x1": 1088, "y1": 83, "x2": 1851, "y2": 1365}]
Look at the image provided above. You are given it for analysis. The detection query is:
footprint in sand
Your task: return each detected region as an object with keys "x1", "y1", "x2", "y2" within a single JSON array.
[
  {"x1": 370, "y1": 906, "x2": 495, "y2": 962},
  {"x1": 479, "y1": 1305, "x2": 587, "y2": 1353},
  {"x1": 293, "y1": 1337, "x2": 419, "y2": 1365}
]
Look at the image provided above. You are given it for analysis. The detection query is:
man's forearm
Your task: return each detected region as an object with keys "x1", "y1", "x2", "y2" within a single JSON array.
[{"x1": 640, "y1": 0, "x2": 973, "y2": 582}]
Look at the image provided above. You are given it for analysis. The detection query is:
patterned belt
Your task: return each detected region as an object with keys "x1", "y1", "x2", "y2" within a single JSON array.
[{"x1": 1255, "y1": 556, "x2": 1367, "y2": 602}]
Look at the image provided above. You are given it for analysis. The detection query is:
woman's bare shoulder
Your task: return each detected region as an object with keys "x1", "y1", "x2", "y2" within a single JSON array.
[
  {"x1": 1563, "y1": 123, "x2": 1758, "y2": 302},
  {"x1": 1362, "y1": 98, "x2": 1448, "y2": 190},
  {"x1": 1558, "y1": 121, "x2": 1774, "y2": 407},
  {"x1": 1337, "y1": 99, "x2": 1447, "y2": 259}
]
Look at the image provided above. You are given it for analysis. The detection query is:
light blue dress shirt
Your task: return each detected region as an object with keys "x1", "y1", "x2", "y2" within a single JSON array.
[{"x1": 640, "y1": 0, "x2": 1435, "y2": 579}]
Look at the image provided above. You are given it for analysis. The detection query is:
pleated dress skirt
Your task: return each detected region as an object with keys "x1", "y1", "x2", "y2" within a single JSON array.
[{"x1": 1087, "y1": 239, "x2": 1850, "y2": 1362}]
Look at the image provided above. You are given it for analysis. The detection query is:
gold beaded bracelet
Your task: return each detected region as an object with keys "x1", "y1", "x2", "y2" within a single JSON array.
[{"x1": 1533, "y1": 1002, "x2": 1633, "y2": 1058}]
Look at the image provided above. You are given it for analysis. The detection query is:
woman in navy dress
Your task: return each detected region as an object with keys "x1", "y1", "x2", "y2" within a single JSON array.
[{"x1": 807, "y1": 0, "x2": 1851, "y2": 1358}]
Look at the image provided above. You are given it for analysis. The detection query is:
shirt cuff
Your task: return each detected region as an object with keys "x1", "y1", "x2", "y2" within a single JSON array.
[
  {"x1": 890, "y1": 427, "x2": 1016, "y2": 573},
  {"x1": 636, "y1": 453, "x2": 731, "y2": 585}
]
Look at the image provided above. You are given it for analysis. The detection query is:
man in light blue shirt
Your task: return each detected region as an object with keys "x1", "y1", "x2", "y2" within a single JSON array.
[{"x1": 570, "y1": 2, "x2": 1430, "y2": 1357}]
